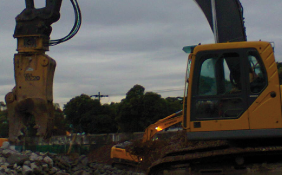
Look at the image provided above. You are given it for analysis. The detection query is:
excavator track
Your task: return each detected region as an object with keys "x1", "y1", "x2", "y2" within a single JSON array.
[{"x1": 147, "y1": 142, "x2": 282, "y2": 175}]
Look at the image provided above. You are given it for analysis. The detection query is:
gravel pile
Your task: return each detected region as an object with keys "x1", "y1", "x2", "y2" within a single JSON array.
[{"x1": 0, "y1": 142, "x2": 145, "y2": 175}]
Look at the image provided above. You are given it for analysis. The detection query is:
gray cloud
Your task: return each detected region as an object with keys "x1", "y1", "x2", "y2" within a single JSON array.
[{"x1": 1, "y1": 0, "x2": 282, "y2": 107}]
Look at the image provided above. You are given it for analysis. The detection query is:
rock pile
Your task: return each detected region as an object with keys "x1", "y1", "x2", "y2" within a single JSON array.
[{"x1": 0, "y1": 142, "x2": 144, "y2": 175}]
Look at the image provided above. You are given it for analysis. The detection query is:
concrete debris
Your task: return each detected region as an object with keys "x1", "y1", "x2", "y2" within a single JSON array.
[{"x1": 0, "y1": 141, "x2": 144, "y2": 175}]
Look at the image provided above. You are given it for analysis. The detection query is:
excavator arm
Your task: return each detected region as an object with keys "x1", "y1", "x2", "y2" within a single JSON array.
[
  {"x1": 195, "y1": 0, "x2": 247, "y2": 43},
  {"x1": 5, "y1": 0, "x2": 62, "y2": 143},
  {"x1": 142, "y1": 110, "x2": 183, "y2": 142},
  {"x1": 111, "y1": 111, "x2": 183, "y2": 166}
]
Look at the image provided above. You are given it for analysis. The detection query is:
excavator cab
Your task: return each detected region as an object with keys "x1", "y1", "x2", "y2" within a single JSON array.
[{"x1": 183, "y1": 41, "x2": 282, "y2": 140}]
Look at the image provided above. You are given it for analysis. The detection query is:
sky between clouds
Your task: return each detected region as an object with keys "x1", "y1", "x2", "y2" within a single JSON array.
[{"x1": 0, "y1": 0, "x2": 282, "y2": 108}]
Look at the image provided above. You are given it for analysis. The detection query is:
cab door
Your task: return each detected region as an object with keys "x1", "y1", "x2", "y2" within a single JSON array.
[
  {"x1": 190, "y1": 49, "x2": 250, "y2": 131},
  {"x1": 246, "y1": 49, "x2": 282, "y2": 129}
]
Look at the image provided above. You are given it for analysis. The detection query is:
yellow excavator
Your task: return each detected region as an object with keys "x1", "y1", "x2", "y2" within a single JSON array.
[
  {"x1": 111, "y1": 110, "x2": 183, "y2": 167},
  {"x1": 148, "y1": 0, "x2": 282, "y2": 174},
  {"x1": 149, "y1": 41, "x2": 282, "y2": 175}
]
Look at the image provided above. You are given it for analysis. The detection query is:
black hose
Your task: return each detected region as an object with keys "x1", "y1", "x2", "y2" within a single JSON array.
[{"x1": 49, "y1": 0, "x2": 82, "y2": 46}]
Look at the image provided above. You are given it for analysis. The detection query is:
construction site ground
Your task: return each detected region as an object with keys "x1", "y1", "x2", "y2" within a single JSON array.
[
  {"x1": 87, "y1": 131, "x2": 282, "y2": 174},
  {"x1": 87, "y1": 130, "x2": 189, "y2": 171}
]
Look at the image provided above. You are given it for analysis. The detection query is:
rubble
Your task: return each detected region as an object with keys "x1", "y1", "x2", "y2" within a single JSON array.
[{"x1": 0, "y1": 142, "x2": 144, "y2": 175}]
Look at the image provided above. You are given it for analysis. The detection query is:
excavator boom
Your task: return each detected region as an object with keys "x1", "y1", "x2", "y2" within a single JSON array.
[{"x1": 195, "y1": 0, "x2": 247, "y2": 43}]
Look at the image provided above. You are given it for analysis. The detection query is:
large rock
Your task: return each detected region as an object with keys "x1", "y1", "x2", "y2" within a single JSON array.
[
  {"x1": 0, "y1": 142, "x2": 145, "y2": 175},
  {"x1": 7, "y1": 153, "x2": 29, "y2": 164},
  {"x1": 43, "y1": 156, "x2": 53, "y2": 167},
  {"x1": 1, "y1": 142, "x2": 10, "y2": 149},
  {"x1": 73, "y1": 170, "x2": 90, "y2": 175},
  {"x1": 22, "y1": 165, "x2": 32, "y2": 175}
]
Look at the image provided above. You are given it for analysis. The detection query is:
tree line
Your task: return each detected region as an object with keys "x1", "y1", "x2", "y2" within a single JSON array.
[
  {"x1": 0, "y1": 84, "x2": 182, "y2": 137},
  {"x1": 64, "y1": 84, "x2": 183, "y2": 134}
]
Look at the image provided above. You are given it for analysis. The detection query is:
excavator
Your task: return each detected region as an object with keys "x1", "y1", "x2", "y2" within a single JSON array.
[
  {"x1": 5, "y1": 0, "x2": 81, "y2": 143},
  {"x1": 5, "y1": 1, "x2": 282, "y2": 174},
  {"x1": 111, "y1": 110, "x2": 183, "y2": 167},
  {"x1": 147, "y1": 0, "x2": 282, "y2": 174}
]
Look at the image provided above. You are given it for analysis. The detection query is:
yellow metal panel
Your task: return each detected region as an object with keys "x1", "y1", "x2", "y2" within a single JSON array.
[
  {"x1": 261, "y1": 45, "x2": 277, "y2": 80},
  {"x1": 260, "y1": 44, "x2": 273, "y2": 61},
  {"x1": 248, "y1": 89, "x2": 282, "y2": 129},
  {"x1": 14, "y1": 54, "x2": 56, "y2": 101},
  {"x1": 193, "y1": 41, "x2": 270, "y2": 54},
  {"x1": 248, "y1": 44, "x2": 282, "y2": 129},
  {"x1": 111, "y1": 146, "x2": 139, "y2": 163},
  {"x1": 16, "y1": 36, "x2": 49, "y2": 53},
  {"x1": 184, "y1": 54, "x2": 196, "y2": 130},
  {"x1": 190, "y1": 111, "x2": 249, "y2": 132}
]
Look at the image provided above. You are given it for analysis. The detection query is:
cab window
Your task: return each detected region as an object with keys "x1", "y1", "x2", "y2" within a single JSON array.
[
  {"x1": 248, "y1": 51, "x2": 267, "y2": 93},
  {"x1": 194, "y1": 52, "x2": 244, "y2": 120},
  {"x1": 198, "y1": 53, "x2": 241, "y2": 96},
  {"x1": 198, "y1": 57, "x2": 217, "y2": 96}
]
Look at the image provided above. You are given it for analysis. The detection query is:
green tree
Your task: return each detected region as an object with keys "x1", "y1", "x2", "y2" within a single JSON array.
[
  {"x1": 141, "y1": 92, "x2": 168, "y2": 128},
  {"x1": 64, "y1": 94, "x2": 117, "y2": 134},
  {"x1": 116, "y1": 85, "x2": 183, "y2": 132},
  {"x1": 116, "y1": 85, "x2": 145, "y2": 132},
  {"x1": 199, "y1": 76, "x2": 215, "y2": 94},
  {"x1": 126, "y1": 84, "x2": 145, "y2": 100},
  {"x1": 64, "y1": 94, "x2": 98, "y2": 133},
  {"x1": 85, "y1": 114, "x2": 116, "y2": 133},
  {"x1": 165, "y1": 97, "x2": 183, "y2": 114},
  {"x1": 52, "y1": 106, "x2": 69, "y2": 136}
]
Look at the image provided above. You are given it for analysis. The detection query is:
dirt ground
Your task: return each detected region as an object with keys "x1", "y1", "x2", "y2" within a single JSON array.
[
  {"x1": 87, "y1": 143, "x2": 116, "y2": 165},
  {"x1": 86, "y1": 131, "x2": 189, "y2": 170}
]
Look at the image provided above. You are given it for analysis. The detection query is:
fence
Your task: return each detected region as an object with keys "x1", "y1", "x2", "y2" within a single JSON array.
[
  {"x1": 13, "y1": 131, "x2": 179, "y2": 154},
  {"x1": 14, "y1": 132, "x2": 144, "y2": 154}
]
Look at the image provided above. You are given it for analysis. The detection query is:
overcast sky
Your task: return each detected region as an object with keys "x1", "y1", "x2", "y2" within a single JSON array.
[{"x1": 1, "y1": 0, "x2": 282, "y2": 108}]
